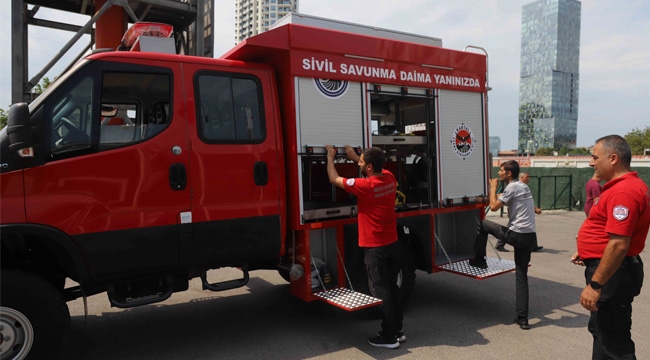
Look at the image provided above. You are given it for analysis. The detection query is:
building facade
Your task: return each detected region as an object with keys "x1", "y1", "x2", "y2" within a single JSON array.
[
  {"x1": 235, "y1": 0, "x2": 299, "y2": 43},
  {"x1": 489, "y1": 136, "x2": 501, "y2": 158},
  {"x1": 518, "y1": 0, "x2": 581, "y2": 154}
]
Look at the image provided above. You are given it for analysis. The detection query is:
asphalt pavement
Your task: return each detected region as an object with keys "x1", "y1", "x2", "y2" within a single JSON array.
[{"x1": 61, "y1": 210, "x2": 649, "y2": 360}]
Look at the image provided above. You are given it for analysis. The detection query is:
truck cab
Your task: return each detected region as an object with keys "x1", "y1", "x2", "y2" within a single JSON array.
[{"x1": 1, "y1": 49, "x2": 286, "y2": 359}]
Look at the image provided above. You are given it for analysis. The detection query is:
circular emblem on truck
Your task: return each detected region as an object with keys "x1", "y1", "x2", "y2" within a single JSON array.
[
  {"x1": 451, "y1": 123, "x2": 475, "y2": 160},
  {"x1": 314, "y1": 78, "x2": 348, "y2": 98}
]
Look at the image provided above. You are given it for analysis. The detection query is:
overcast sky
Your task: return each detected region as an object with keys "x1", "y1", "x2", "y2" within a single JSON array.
[{"x1": 1, "y1": 0, "x2": 648, "y2": 149}]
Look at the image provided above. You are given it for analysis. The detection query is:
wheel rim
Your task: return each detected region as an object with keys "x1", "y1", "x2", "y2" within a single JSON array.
[{"x1": 0, "y1": 306, "x2": 33, "y2": 360}]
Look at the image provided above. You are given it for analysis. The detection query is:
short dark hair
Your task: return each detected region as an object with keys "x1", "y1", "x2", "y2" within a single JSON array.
[
  {"x1": 501, "y1": 160, "x2": 520, "y2": 180},
  {"x1": 362, "y1": 147, "x2": 385, "y2": 172},
  {"x1": 596, "y1": 135, "x2": 631, "y2": 167}
]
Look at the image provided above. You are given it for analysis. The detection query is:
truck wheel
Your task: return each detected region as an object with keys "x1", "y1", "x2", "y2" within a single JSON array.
[{"x1": 0, "y1": 269, "x2": 71, "y2": 360}]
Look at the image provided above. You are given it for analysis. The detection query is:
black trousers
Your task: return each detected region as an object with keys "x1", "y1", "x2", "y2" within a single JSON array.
[
  {"x1": 365, "y1": 241, "x2": 404, "y2": 338},
  {"x1": 585, "y1": 257, "x2": 644, "y2": 360},
  {"x1": 474, "y1": 219, "x2": 537, "y2": 319}
]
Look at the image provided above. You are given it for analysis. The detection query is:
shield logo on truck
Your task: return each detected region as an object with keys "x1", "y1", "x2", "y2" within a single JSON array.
[
  {"x1": 314, "y1": 78, "x2": 348, "y2": 98},
  {"x1": 451, "y1": 123, "x2": 475, "y2": 160}
]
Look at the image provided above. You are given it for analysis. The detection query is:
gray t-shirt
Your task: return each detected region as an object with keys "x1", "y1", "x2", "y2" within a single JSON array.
[{"x1": 499, "y1": 180, "x2": 536, "y2": 233}]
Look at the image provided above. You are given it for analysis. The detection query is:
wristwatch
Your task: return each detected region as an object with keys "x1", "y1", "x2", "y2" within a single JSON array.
[{"x1": 589, "y1": 280, "x2": 603, "y2": 290}]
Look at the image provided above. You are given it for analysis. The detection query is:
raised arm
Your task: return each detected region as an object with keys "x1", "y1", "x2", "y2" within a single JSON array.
[
  {"x1": 345, "y1": 145, "x2": 360, "y2": 163},
  {"x1": 488, "y1": 178, "x2": 504, "y2": 211},
  {"x1": 326, "y1": 145, "x2": 345, "y2": 189}
]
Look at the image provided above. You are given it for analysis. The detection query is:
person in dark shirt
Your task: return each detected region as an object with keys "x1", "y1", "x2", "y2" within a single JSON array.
[{"x1": 584, "y1": 171, "x2": 602, "y2": 217}]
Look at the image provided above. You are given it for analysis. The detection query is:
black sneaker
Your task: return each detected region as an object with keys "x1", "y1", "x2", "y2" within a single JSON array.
[
  {"x1": 468, "y1": 257, "x2": 488, "y2": 269},
  {"x1": 368, "y1": 335, "x2": 400, "y2": 349},
  {"x1": 532, "y1": 246, "x2": 544, "y2": 252},
  {"x1": 495, "y1": 245, "x2": 509, "y2": 252},
  {"x1": 514, "y1": 317, "x2": 531, "y2": 330},
  {"x1": 378, "y1": 330, "x2": 406, "y2": 343}
]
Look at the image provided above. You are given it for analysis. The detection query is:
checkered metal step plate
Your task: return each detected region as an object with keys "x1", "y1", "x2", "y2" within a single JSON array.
[
  {"x1": 314, "y1": 288, "x2": 382, "y2": 311},
  {"x1": 438, "y1": 257, "x2": 517, "y2": 279}
]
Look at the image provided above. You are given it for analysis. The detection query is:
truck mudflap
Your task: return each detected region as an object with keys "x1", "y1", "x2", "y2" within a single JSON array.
[
  {"x1": 314, "y1": 287, "x2": 382, "y2": 311},
  {"x1": 437, "y1": 257, "x2": 517, "y2": 279}
]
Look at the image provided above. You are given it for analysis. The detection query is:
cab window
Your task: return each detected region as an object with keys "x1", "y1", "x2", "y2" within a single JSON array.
[
  {"x1": 99, "y1": 72, "x2": 171, "y2": 148},
  {"x1": 48, "y1": 75, "x2": 94, "y2": 154},
  {"x1": 195, "y1": 73, "x2": 265, "y2": 143},
  {"x1": 43, "y1": 62, "x2": 172, "y2": 159}
]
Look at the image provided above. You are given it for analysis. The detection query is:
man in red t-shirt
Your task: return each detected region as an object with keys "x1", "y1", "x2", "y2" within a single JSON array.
[
  {"x1": 326, "y1": 145, "x2": 404, "y2": 349},
  {"x1": 584, "y1": 171, "x2": 602, "y2": 217},
  {"x1": 571, "y1": 135, "x2": 649, "y2": 359}
]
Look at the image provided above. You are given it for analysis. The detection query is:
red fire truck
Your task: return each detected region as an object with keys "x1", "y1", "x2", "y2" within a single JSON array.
[{"x1": 0, "y1": 14, "x2": 515, "y2": 359}]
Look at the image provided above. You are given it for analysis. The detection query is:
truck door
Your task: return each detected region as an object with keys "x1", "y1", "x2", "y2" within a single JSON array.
[
  {"x1": 22, "y1": 59, "x2": 190, "y2": 280},
  {"x1": 186, "y1": 65, "x2": 283, "y2": 267},
  {"x1": 436, "y1": 89, "x2": 488, "y2": 204}
]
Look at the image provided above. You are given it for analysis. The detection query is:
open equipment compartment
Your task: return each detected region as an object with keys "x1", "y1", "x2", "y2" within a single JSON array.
[
  {"x1": 369, "y1": 84, "x2": 438, "y2": 210},
  {"x1": 307, "y1": 227, "x2": 339, "y2": 292}
]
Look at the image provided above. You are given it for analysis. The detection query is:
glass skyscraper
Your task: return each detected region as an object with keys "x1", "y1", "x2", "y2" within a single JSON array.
[{"x1": 518, "y1": 0, "x2": 581, "y2": 154}]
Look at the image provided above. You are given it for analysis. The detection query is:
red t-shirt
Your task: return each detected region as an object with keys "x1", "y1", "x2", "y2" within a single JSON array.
[
  {"x1": 584, "y1": 179, "x2": 603, "y2": 216},
  {"x1": 343, "y1": 169, "x2": 398, "y2": 248},
  {"x1": 577, "y1": 172, "x2": 650, "y2": 259}
]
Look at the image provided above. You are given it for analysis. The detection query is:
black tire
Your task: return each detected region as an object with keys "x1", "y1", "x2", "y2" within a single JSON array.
[{"x1": 0, "y1": 269, "x2": 71, "y2": 360}]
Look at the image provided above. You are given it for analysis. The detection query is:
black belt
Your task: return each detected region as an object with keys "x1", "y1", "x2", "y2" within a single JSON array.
[{"x1": 583, "y1": 255, "x2": 641, "y2": 267}]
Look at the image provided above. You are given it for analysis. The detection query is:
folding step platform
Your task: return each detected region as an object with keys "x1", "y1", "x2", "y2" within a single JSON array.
[
  {"x1": 314, "y1": 287, "x2": 382, "y2": 311},
  {"x1": 438, "y1": 257, "x2": 517, "y2": 279}
]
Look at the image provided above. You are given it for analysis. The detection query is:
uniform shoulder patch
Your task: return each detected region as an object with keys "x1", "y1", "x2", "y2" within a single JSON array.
[
  {"x1": 346, "y1": 178, "x2": 355, "y2": 187},
  {"x1": 613, "y1": 205, "x2": 629, "y2": 221}
]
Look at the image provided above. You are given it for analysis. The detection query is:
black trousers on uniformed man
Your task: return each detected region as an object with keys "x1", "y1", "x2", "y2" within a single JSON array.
[
  {"x1": 584, "y1": 256, "x2": 644, "y2": 360},
  {"x1": 364, "y1": 240, "x2": 404, "y2": 340}
]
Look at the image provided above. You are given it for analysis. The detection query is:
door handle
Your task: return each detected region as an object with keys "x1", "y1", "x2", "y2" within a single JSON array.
[
  {"x1": 254, "y1": 161, "x2": 268, "y2": 186},
  {"x1": 169, "y1": 163, "x2": 187, "y2": 190}
]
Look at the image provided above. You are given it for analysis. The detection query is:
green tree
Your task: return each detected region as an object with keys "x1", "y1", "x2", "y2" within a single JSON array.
[
  {"x1": 624, "y1": 126, "x2": 650, "y2": 155},
  {"x1": 32, "y1": 76, "x2": 53, "y2": 95},
  {"x1": 0, "y1": 108, "x2": 7, "y2": 129},
  {"x1": 0, "y1": 77, "x2": 55, "y2": 129},
  {"x1": 557, "y1": 145, "x2": 571, "y2": 156},
  {"x1": 569, "y1": 147, "x2": 590, "y2": 155},
  {"x1": 534, "y1": 147, "x2": 554, "y2": 156}
]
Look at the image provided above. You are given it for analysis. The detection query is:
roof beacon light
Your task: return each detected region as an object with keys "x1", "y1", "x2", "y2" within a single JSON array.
[{"x1": 121, "y1": 22, "x2": 173, "y2": 50}]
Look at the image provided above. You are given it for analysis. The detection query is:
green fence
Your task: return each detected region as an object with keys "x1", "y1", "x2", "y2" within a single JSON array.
[{"x1": 491, "y1": 166, "x2": 650, "y2": 212}]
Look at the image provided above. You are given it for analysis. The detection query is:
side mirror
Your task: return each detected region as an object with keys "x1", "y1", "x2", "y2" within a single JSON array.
[{"x1": 7, "y1": 103, "x2": 34, "y2": 158}]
